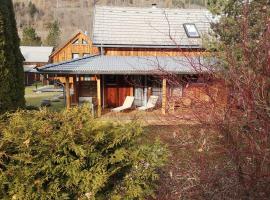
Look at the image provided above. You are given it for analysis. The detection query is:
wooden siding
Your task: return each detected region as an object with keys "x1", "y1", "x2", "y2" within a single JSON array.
[
  {"x1": 50, "y1": 32, "x2": 99, "y2": 63},
  {"x1": 104, "y1": 48, "x2": 208, "y2": 56}
]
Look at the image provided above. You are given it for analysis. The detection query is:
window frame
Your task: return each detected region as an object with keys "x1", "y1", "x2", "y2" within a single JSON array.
[
  {"x1": 183, "y1": 23, "x2": 200, "y2": 38},
  {"x1": 72, "y1": 53, "x2": 80, "y2": 59}
]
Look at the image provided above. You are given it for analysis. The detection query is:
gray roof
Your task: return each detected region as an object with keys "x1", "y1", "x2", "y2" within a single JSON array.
[
  {"x1": 93, "y1": 6, "x2": 214, "y2": 48},
  {"x1": 20, "y1": 46, "x2": 54, "y2": 63},
  {"x1": 23, "y1": 64, "x2": 37, "y2": 72},
  {"x1": 38, "y1": 55, "x2": 209, "y2": 75}
]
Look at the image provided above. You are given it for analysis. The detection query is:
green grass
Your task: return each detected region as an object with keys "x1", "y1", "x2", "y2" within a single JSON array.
[{"x1": 25, "y1": 85, "x2": 65, "y2": 112}]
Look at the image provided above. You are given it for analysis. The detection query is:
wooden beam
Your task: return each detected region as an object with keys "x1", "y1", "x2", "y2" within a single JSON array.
[
  {"x1": 97, "y1": 75, "x2": 102, "y2": 117},
  {"x1": 130, "y1": 87, "x2": 134, "y2": 96},
  {"x1": 65, "y1": 76, "x2": 71, "y2": 109},
  {"x1": 72, "y1": 75, "x2": 78, "y2": 105},
  {"x1": 162, "y1": 78, "x2": 167, "y2": 115}
]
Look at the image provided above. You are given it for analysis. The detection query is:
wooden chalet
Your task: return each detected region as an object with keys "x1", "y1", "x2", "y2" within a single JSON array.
[
  {"x1": 20, "y1": 46, "x2": 54, "y2": 85},
  {"x1": 38, "y1": 6, "x2": 220, "y2": 116}
]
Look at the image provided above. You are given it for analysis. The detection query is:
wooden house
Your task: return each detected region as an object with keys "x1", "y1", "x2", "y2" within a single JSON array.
[
  {"x1": 20, "y1": 46, "x2": 54, "y2": 85},
  {"x1": 38, "y1": 6, "x2": 223, "y2": 116}
]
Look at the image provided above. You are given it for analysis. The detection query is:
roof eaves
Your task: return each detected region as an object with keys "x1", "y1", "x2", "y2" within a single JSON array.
[
  {"x1": 37, "y1": 70, "x2": 200, "y2": 75},
  {"x1": 37, "y1": 54, "x2": 100, "y2": 71},
  {"x1": 92, "y1": 44, "x2": 202, "y2": 49}
]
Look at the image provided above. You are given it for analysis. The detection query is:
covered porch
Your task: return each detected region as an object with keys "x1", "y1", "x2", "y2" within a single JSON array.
[
  {"x1": 56, "y1": 74, "x2": 168, "y2": 117},
  {"x1": 37, "y1": 55, "x2": 205, "y2": 116}
]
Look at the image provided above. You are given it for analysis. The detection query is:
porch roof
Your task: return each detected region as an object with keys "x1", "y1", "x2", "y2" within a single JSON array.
[{"x1": 37, "y1": 55, "x2": 211, "y2": 75}]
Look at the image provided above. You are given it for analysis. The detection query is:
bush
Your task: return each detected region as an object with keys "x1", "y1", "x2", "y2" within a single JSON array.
[{"x1": 0, "y1": 106, "x2": 167, "y2": 199}]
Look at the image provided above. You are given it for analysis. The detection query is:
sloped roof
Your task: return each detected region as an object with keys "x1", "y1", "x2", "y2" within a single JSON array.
[
  {"x1": 38, "y1": 55, "x2": 209, "y2": 75},
  {"x1": 20, "y1": 46, "x2": 54, "y2": 63},
  {"x1": 93, "y1": 6, "x2": 214, "y2": 48}
]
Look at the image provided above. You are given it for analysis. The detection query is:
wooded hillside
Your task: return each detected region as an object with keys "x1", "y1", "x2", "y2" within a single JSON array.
[{"x1": 13, "y1": 0, "x2": 207, "y2": 44}]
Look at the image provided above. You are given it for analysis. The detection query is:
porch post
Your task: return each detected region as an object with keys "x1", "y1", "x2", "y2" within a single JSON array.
[
  {"x1": 162, "y1": 78, "x2": 167, "y2": 114},
  {"x1": 65, "y1": 76, "x2": 71, "y2": 109},
  {"x1": 97, "y1": 75, "x2": 102, "y2": 117},
  {"x1": 72, "y1": 75, "x2": 78, "y2": 105}
]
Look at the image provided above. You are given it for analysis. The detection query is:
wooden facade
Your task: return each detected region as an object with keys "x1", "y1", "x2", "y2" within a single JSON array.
[
  {"x1": 50, "y1": 31, "x2": 99, "y2": 63},
  {"x1": 104, "y1": 47, "x2": 208, "y2": 56}
]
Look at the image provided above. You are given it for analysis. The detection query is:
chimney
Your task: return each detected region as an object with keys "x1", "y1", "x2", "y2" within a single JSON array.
[{"x1": 152, "y1": 3, "x2": 157, "y2": 9}]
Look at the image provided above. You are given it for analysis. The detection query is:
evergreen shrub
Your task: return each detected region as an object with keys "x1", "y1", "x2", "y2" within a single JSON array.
[{"x1": 0, "y1": 106, "x2": 167, "y2": 199}]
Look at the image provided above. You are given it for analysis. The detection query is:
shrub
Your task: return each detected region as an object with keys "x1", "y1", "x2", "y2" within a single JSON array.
[{"x1": 0, "y1": 106, "x2": 167, "y2": 199}]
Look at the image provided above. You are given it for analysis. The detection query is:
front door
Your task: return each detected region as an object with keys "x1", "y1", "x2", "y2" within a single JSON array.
[
  {"x1": 106, "y1": 87, "x2": 118, "y2": 107},
  {"x1": 106, "y1": 86, "x2": 131, "y2": 107}
]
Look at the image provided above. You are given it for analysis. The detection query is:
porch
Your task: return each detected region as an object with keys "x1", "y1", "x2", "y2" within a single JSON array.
[
  {"x1": 62, "y1": 74, "x2": 169, "y2": 117},
  {"x1": 37, "y1": 55, "x2": 208, "y2": 116}
]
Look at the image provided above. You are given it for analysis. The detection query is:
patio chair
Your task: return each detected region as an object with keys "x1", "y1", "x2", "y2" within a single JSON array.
[
  {"x1": 111, "y1": 96, "x2": 135, "y2": 112},
  {"x1": 137, "y1": 96, "x2": 159, "y2": 111}
]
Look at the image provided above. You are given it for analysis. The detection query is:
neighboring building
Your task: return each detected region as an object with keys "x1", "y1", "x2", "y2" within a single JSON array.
[
  {"x1": 38, "y1": 6, "x2": 224, "y2": 116},
  {"x1": 20, "y1": 46, "x2": 54, "y2": 85}
]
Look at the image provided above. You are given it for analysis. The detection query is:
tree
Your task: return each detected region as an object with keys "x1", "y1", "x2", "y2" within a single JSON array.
[
  {"x1": 21, "y1": 26, "x2": 42, "y2": 46},
  {"x1": 152, "y1": 0, "x2": 269, "y2": 198},
  {"x1": 0, "y1": 0, "x2": 25, "y2": 114},
  {"x1": 28, "y1": 1, "x2": 38, "y2": 18},
  {"x1": 0, "y1": 106, "x2": 168, "y2": 199},
  {"x1": 45, "y1": 20, "x2": 61, "y2": 47},
  {"x1": 205, "y1": 0, "x2": 270, "y2": 198}
]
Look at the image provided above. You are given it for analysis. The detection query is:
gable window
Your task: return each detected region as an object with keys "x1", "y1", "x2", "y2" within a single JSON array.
[
  {"x1": 72, "y1": 39, "x2": 80, "y2": 44},
  {"x1": 183, "y1": 23, "x2": 200, "y2": 38},
  {"x1": 72, "y1": 53, "x2": 80, "y2": 59},
  {"x1": 82, "y1": 39, "x2": 88, "y2": 45}
]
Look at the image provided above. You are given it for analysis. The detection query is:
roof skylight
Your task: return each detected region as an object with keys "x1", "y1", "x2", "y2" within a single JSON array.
[{"x1": 183, "y1": 24, "x2": 200, "y2": 38}]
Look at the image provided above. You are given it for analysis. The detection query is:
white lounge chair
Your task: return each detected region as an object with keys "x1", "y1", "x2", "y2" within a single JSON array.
[
  {"x1": 111, "y1": 96, "x2": 135, "y2": 112},
  {"x1": 137, "y1": 96, "x2": 159, "y2": 111}
]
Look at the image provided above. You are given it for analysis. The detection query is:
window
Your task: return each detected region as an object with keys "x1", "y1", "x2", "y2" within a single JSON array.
[
  {"x1": 183, "y1": 23, "x2": 200, "y2": 38},
  {"x1": 83, "y1": 53, "x2": 90, "y2": 57},
  {"x1": 72, "y1": 53, "x2": 80, "y2": 59},
  {"x1": 82, "y1": 39, "x2": 88, "y2": 45},
  {"x1": 72, "y1": 39, "x2": 80, "y2": 44}
]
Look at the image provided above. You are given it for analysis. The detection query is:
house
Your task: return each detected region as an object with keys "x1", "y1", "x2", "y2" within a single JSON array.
[
  {"x1": 38, "y1": 6, "x2": 222, "y2": 116},
  {"x1": 20, "y1": 46, "x2": 54, "y2": 85}
]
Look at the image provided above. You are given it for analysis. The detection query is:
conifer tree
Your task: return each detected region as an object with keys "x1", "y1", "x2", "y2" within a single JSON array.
[
  {"x1": 21, "y1": 26, "x2": 42, "y2": 46},
  {"x1": 0, "y1": 106, "x2": 168, "y2": 199},
  {"x1": 0, "y1": 0, "x2": 25, "y2": 113},
  {"x1": 45, "y1": 20, "x2": 61, "y2": 47}
]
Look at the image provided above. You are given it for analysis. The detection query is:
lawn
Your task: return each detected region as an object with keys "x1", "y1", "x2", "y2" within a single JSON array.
[{"x1": 25, "y1": 85, "x2": 65, "y2": 112}]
